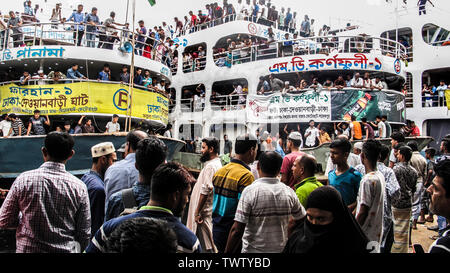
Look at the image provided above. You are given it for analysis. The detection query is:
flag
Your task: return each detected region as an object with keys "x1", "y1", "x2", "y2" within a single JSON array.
[{"x1": 148, "y1": 0, "x2": 156, "y2": 6}]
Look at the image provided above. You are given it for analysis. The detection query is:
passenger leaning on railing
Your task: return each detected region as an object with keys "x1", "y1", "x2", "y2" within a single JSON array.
[
  {"x1": 19, "y1": 71, "x2": 31, "y2": 85},
  {"x1": 32, "y1": 70, "x2": 47, "y2": 85},
  {"x1": 48, "y1": 70, "x2": 67, "y2": 83},
  {"x1": 66, "y1": 64, "x2": 87, "y2": 81},
  {"x1": 7, "y1": 11, "x2": 23, "y2": 48},
  {"x1": 84, "y1": 7, "x2": 100, "y2": 48},
  {"x1": 67, "y1": 4, "x2": 85, "y2": 46},
  {"x1": 97, "y1": 64, "x2": 111, "y2": 82}
]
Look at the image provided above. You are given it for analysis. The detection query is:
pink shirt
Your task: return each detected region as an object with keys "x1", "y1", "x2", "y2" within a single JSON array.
[
  {"x1": 411, "y1": 126, "x2": 420, "y2": 136},
  {"x1": 281, "y1": 151, "x2": 305, "y2": 189}
]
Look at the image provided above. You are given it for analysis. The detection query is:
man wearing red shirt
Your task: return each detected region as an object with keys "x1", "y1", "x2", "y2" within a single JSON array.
[
  {"x1": 189, "y1": 11, "x2": 197, "y2": 33},
  {"x1": 410, "y1": 121, "x2": 420, "y2": 137},
  {"x1": 281, "y1": 132, "x2": 305, "y2": 189}
]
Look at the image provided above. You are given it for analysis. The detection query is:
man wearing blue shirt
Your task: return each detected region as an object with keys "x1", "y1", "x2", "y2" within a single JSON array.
[
  {"x1": 84, "y1": 7, "x2": 100, "y2": 48},
  {"x1": 81, "y1": 142, "x2": 116, "y2": 237},
  {"x1": 135, "y1": 20, "x2": 147, "y2": 56},
  {"x1": 104, "y1": 130, "x2": 148, "y2": 210},
  {"x1": 68, "y1": 4, "x2": 85, "y2": 46},
  {"x1": 97, "y1": 64, "x2": 111, "y2": 81},
  {"x1": 328, "y1": 138, "x2": 363, "y2": 210},
  {"x1": 66, "y1": 64, "x2": 87, "y2": 81},
  {"x1": 86, "y1": 162, "x2": 201, "y2": 253}
]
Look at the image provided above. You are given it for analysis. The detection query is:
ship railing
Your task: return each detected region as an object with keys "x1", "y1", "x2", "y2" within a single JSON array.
[
  {"x1": 213, "y1": 35, "x2": 408, "y2": 68},
  {"x1": 0, "y1": 78, "x2": 170, "y2": 99},
  {"x1": 182, "y1": 56, "x2": 207, "y2": 73},
  {"x1": 421, "y1": 91, "x2": 449, "y2": 108},
  {"x1": 0, "y1": 22, "x2": 174, "y2": 72},
  {"x1": 258, "y1": 87, "x2": 404, "y2": 95},
  {"x1": 211, "y1": 94, "x2": 248, "y2": 111},
  {"x1": 178, "y1": 14, "x2": 281, "y2": 37}
]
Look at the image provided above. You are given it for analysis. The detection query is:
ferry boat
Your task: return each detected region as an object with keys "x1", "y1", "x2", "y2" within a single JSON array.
[
  {"x1": 166, "y1": 2, "x2": 444, "y2": 171},
  {"x1": 1, "y1": 0, "x2": 447, "y2": 178}
]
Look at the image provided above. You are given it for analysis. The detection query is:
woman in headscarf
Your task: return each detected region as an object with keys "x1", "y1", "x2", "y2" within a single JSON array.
[{"x1": 283, "y1": 186, "x2": 370, "y2": 253}]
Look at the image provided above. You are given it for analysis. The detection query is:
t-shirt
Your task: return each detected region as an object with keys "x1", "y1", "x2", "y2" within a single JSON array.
[
  {"x1": 29, "y1": 116, "x2": 46, "y2": 135},
  {"x1": 305, "y1": 127, "x2": 320, "y2": 147},
  {"x1": 329, "y1": 167, "x2": 363, "y2": 206},
  {"x1": 294, "y1": 177, "x2": 324, "y2": 207},
  {"x1": 11, "y1": 119, "x2": 26, "y2": 136},
  {"x1": 106, "y1": 121, "x2": 120, "y2": 133},
  {"x1": 429, "y1": 228, "x2": 450, "y2": 253},
  {"x1": 281, "y1": 151, "x2": 305, "y2": 189},
  {"x1": 351, "y1": 121, "x2": 363, "y2": 140},
  {"x1": 356, "y1": 171, "x2": 385, "y2": 245},
  {"x1": 0, "y1": 120, "x2": 11, "y2": 136},
  {"x1": 410, "y1": 126, "x2": 420, "y2": 136},
  {"x1": 377, "y1": 121, "x2": 387, "y2": 138},
  {"x1": 364, "y1": 124, "x2": 374, "y2": 139},
  {"x1": 234, "y1": 177, "x2": 306, "y2": 253}
]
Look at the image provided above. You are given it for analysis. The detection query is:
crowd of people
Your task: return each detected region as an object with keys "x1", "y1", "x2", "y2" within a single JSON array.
[
  {"x1": 0, "y1": 126, "x2": 449, "y2": 254},
  {"x1": 422, "y1": 80, "x2": 448, "y2": 108}
]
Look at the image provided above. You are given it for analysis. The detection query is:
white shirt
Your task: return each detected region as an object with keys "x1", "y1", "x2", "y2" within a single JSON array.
[
  {"x1": 106, "y1": 121, "x2": 120, "y2": 133},
  {"x1": 305, "y1": 127, "x2": 320, "y2": 147},
  {"x1": 350, "y1": 77, "x2": 363, "y2": 88},
  {"x1": 163, "y1": 130, "x2": 172, "y2": 138},
  {"x1": 0, "y1": 120, "x2": 11, "y2": 136},
  {"x1": 372, "y1": 79, "x2": 384, "y2": 90},
  {"x1": 377, "y1": 121, "x2": 387, "y2": 138},
  {"x1": 32, "y1": 74, "x2": 48, "y2": 85},
  {"x1": 356, "y1": 171, "x2": 385, "y2": 248},
  {"x1": 234, "y1": 177, "x2": 306, "y2": 253}
]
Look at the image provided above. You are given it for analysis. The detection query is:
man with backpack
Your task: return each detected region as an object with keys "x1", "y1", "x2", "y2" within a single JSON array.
[{"x1": 104, "y1": 136, "x2": 167, "y2": 221}]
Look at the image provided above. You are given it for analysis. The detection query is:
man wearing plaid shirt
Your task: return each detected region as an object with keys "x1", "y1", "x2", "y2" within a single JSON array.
[{"x1": 0, "y1": 132, "x2": 91, "y2": 253}]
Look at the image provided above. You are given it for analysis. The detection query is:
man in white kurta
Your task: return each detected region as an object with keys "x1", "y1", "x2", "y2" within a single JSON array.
[{"x1": 187, "y1": 138, "x2": 223, "y2": 253}]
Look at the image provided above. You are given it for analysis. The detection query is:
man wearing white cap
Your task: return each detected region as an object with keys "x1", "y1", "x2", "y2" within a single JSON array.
[
  {"x1": 81, "y1": 142, "x2": 116, "y2": 237},
  {"x1": 281, "y1": 131, "x2": 305, "y2": 189},
  {"x1": 32, "y1": 69, "x2": 47, "y2": 85}
]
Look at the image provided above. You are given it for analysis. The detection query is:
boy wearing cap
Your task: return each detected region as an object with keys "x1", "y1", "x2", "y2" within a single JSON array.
[
  {"x1": 105, "y1": 114, "x2": 120, "y2": 133},
  {"x1": 281, "y1": 131, "x2": 305, "y2": 189},
  {"x1": 32, "y1": 69, "x2": 48, "y2": 85},
  {"x1": 81, "y1": 142, "x2": 116, "y2": 237}
]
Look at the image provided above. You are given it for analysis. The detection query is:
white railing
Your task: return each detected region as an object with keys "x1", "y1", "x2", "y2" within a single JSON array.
[
  {"x1": 0, "y1": 22, "x2": 174, "y2": 72},
  {"x1": 0, "y1": 78, "x2": 170, "y2": 98},
  {"x1": 213, "y1": 35, "x2": 408, "y2": 68}
]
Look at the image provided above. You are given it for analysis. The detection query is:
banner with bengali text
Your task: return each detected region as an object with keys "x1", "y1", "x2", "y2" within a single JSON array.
[
  {"x1": 0, "y1": 82, "x2": 168, "y2": 124},
  {"x1": 246, "y1": 91, "x2": 332, "y2": 123}
]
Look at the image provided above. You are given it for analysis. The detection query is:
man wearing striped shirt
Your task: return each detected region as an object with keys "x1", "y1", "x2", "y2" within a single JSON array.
[
  {"x1": 212, "y1": 134, "x2": 257, "y2": 253},
  {"x1": 225, "y1": 151, "x2": 306, "y2": 253}
]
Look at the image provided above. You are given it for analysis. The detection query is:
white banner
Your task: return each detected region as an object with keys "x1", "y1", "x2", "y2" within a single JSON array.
[{"x1": 246, "y1": 91, "x2": 332, "y2": 123}]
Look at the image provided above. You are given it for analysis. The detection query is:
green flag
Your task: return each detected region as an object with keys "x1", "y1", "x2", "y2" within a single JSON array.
[{"x1": 148, "y1": 0, "x2": 156, "y2": 6}]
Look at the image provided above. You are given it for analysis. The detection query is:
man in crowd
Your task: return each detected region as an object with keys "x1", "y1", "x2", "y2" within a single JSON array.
[
  {"x1": 427, "y1": 159, "x2": 450, "y2": 253},
  {"x1": 350, "y1": 115, "x2": 363, "y2": 141},
  {"x1": 355, "y1": 140, "x2": 385, "y2": 251},
  {"x1": 187, "y1": 137, "x2": 222, "y2": 253},
  {"x1": 304, "y1": 120, "x2": 320, "y2": 148},
  {"x1": 328, "y1": 138, "x2": 363, "y2": 210},
  {"x1": 27, "y1": 109, "x2": 50, "y2": 136},
  {"x1": 7, "y1": 11, "x2": 23, "y2": 48},
  {"x1": 391, "y1": 145, "x2": 418, "y2": 253},
  {"x1": 389, "y1": 132, "x2": 406, "y2": 168},
  {"x1": 350, "y1": 73, "x2": 364, "y2": 88},
  {"x1": 0, "y1": 114, "x2": 12, "y2": 137},
  {"x1": 223, "y1": 134, "x2": 233, "y2": 155},
  {"x1": 68, "y1": 4, "x2": 85, "y2": 46},
  {"x1": 84, "y1": 7, "x2": 100, "y2": 48},
  {"x1": 407, "y1": 141, "x2": 428, "y2": 230},
  {"x1": 372, "y1": 116, "x2": 386, "y2": 139},
  {"x1": 325, "y1": 135, "x2": 361, "y2": 176},
  {"x1": 86, "y1": 162, "x2": 201, "y2": 253},
  {"x1": 381, "y1": 115, "x2": 391, "y2": 137},
  {"x1": 7, "y1": 114, "x2": 26, "y2": 136},
  {"x1": 281, "y1": 132, "x2": 305, "y2": 189},
  {"x1": 105, "y1": 114, "x2": 120, "y2": 133},
  {"x1": 20, "y1": 71, "x2": 31, "y2": 85},
  {"x1": 225, "y1": 151, "x2": 306, "y2": 253},
  {"x1": 104, "y1": 130, "x2": 148, "y2": 206},
  {"x1": 105, "y1": 136, "x2": 167, "y2": 221},
  {"x1": 97, "y1": 64, "x2": 111, "y2": 81},
  {"x1": 212, "y1": 134, "x2": 257, "y2": 253},
  {"x1": 0, "y1": 132, "x2": 90, "y2": 252},
  {"x1": 66, "y1": 64, "x2": 87, "y2": 81},
  {"x1": 292, "y1": 154, "x2": 323, "y2": 207},
  {"x1": 269, "y1": 74, "x2": 284, "y2": 92},
  {"x1": 361, "y1": 118, "x2": 374, "y2": 140},
  {"x1": 81, "y1": 142, "x2": 116, "y2": 237}
]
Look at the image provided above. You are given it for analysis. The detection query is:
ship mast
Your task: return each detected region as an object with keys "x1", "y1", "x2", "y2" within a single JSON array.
[{"x1": 125, "y1": 0, "x2": 136, "y2": 132}]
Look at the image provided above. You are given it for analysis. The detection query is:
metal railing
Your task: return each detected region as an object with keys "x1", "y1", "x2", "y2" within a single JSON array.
[
  {"x1": 421, "y1": 91, "x2": 448, "y2": 108},
  {"x1": 182, "y1": 56, "x2": 206, "y2": 73},
  {"x1": 0, "y1": 78, "x2": 170, "y2": 98},
  {"x1": 0, "y1": 22, "x2": 173, "y2": 72},
  {"x1": 213, "y1": 35, "x2": 408, "y2": 68}
]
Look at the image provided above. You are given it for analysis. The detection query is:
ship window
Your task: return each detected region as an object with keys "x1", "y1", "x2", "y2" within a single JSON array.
[
  {"x1": 181, "y1": 84, "x2": 206, "y2": 112},
  {"x1": 211, "y1": 79, "x2": 248, "y2": 111},
  {"x1": 421, "y1": 68, "x2": 450, "y2": 108},
  {"x1": 178, "y1": 124, "x2": 202, "y2": 143},
  {"x1": 381, "y1": 28, "x2": 413, "y2": 62},
  {"x1": 182, "y1": 43, "x2": 207, "y2": 73},
  {"x1": 422, "y1": 24, "x2": 450, "y2": 46}
]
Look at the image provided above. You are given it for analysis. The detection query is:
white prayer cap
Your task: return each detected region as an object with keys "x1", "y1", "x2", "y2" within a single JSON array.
[{"x1": 91, "y1": 142, "x2": 116, "y2": 158}]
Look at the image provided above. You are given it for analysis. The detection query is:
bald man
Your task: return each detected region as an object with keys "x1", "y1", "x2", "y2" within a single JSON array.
[{"x1": 292, "y1": 154, "x2": 324, "y2": 207}]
